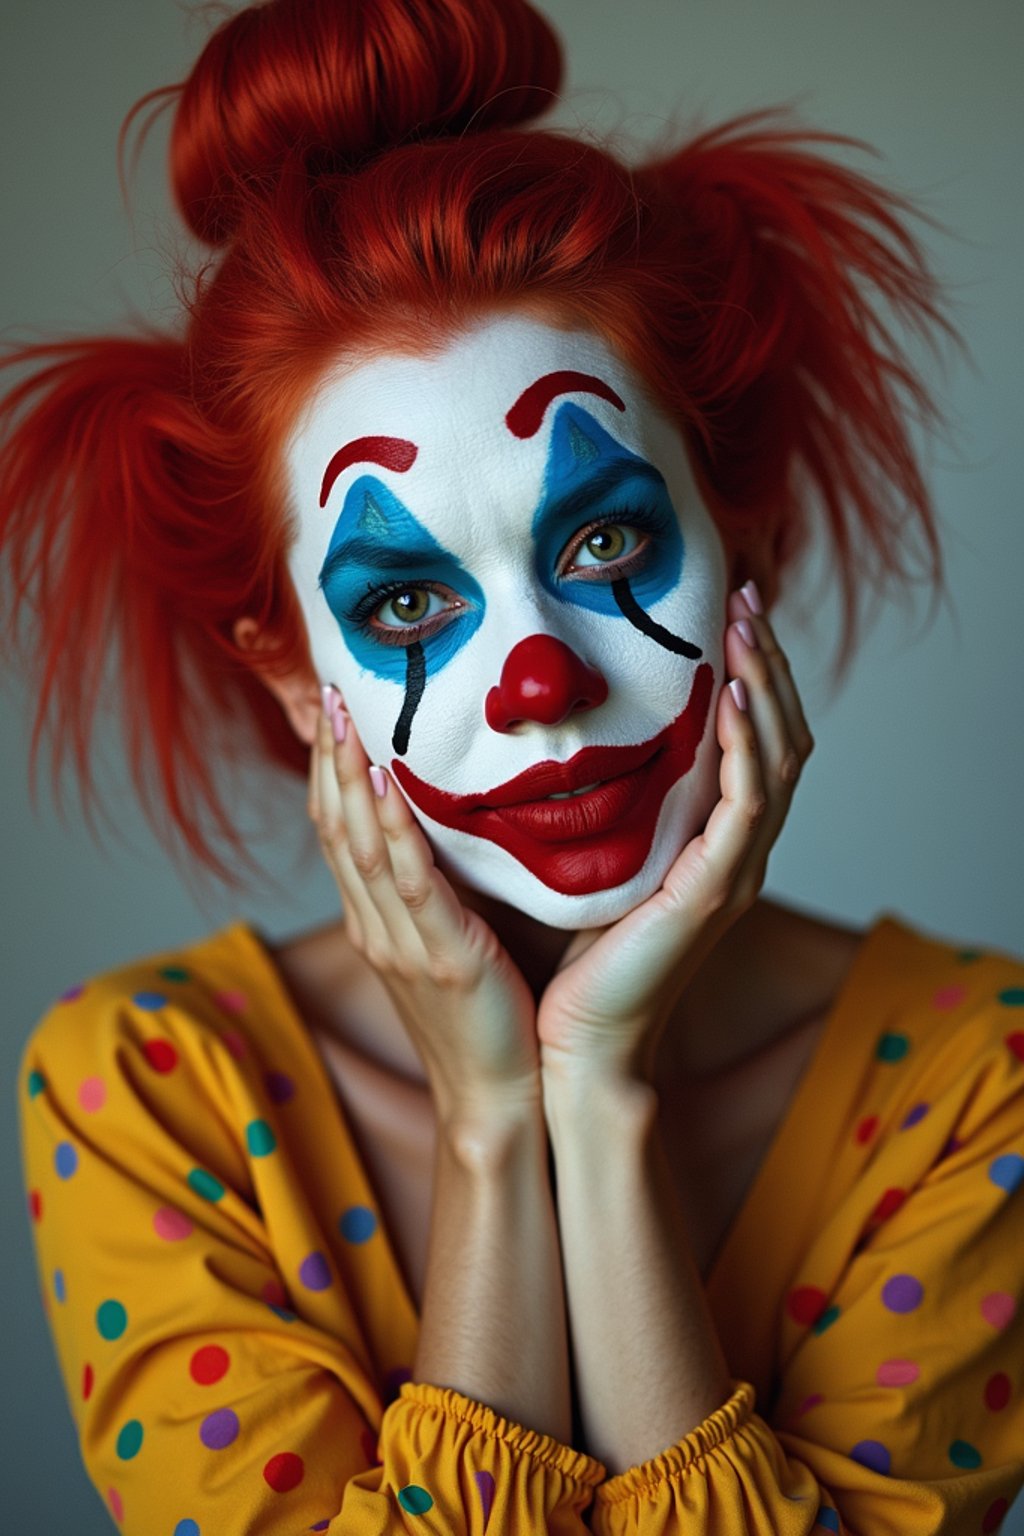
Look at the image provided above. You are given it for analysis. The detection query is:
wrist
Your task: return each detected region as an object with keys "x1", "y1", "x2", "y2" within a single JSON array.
[{"x1": 541, "y1": 1060, "x2": 659, "y2": 1142}]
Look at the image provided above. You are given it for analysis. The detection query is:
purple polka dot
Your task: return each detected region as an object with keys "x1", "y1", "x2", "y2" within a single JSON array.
[
  {"x1": 265, "y1": 1071, "x2": 296, "y2": 1105},
  {"x1": 899, "y1": 1102, "x2": 929, "y2": 1131},
  {"x1": 882, "y1": 1274, "x2": 924, "y2": 1313},
  {"x1": 298, "y1": 1252, "x2": 332, "y2": 1292},
  {"x1": 199, "y1": 1408, "x2": 239, "y2": 1450},
  {"x1": 850, "y1": 1439, "x2": 891, "y2": 1475},
  {"x1": 474, "y1": 1470, "x2": 496, "y2": 1527},
  {"x1": 59, "y1": 984, "x2": 85, "y2": 1003}
]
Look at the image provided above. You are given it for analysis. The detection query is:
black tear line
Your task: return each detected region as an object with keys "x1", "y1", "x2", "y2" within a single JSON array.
[
  {"x1": 392, "y1": 642, "x2": 426, "y2": 756},
  {"x1": 612, "y1": 578, "x2": 702, "y2": 660}
]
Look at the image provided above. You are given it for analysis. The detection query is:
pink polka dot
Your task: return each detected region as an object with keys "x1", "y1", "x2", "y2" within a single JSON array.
[
  {"x1": 215, "y1": 990, "x2": 249, "y2": 1015},
  {"x1": 981, "y1": 1291, "x2": 1017, "y2": 1330},
  {"x1": 153, "y1": 1206, "x2": 194, "y2": 1242},
  {"x1": 932, "y1": 984, "x2": 967, "y2": 1010},
  {"x1": 220, "y1": 1028, "x2": 247, "y2": 1061},
  {"x1": 77, "y1": 1076, "x2": 107, "y2": 1113},
  {"x1": 876, "y1": 1358, "x2": 920, "y2": 1387},
  {"x1": 107, "y1": 1488, "x2": 124, "y2": 1523}
]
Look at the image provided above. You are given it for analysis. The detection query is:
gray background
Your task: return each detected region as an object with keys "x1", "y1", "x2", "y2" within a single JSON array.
[{"x1": 2, "y1": 0, "x2": 1022, "y2": 1529}]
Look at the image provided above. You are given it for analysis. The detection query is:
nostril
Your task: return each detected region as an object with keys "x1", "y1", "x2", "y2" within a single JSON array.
[{"x1": 485, "y1": 634, "x2": 609, "y2": 733}]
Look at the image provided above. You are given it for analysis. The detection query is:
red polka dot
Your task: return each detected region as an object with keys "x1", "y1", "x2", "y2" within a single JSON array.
[
  {"x1": 786, "y1": 1285, "x2": 829, "y2": 1326},
  {"x1": 83, "y1": 1363, "x2": 95, "y2": 1400},
  {"x1": 143, "y1": 1039, "x2": 178, "y2": 1074},
  {"x1": 1006, "y1": 1031, "x2": 1024, "y2": 1064},
  {"x1": 220, "y1": 1028, "x2": 247, "y2": 1061},
  {"x1": 190, "y1": 1344, "x2": 230, "y2": 1385},
  {"x1": 261, "y1": 1278, "x2": 289, "y2": 1309},
  {"x1": 984, "y1": 1372, "x2": 1012, "y2": 1411},
  {"x1": 982, "y1": 1497, "x2": 1009, "y2": 1533},
  {"x1": 869, "y1": 1187, "x2": 908, "y2": 1225},
  {"x1": 29, "y1": 1189, "x2": 42, "y2": 1222},
  {"x1": 855, "y1": 1114, "x2": 879, "y2": 1146},
  {"x1": 263, "y1": 1452, "x2": 305, "y2": 1492}
]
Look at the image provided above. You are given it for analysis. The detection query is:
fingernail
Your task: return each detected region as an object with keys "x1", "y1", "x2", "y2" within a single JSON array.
[
  {"x1": 729, "y1": 678, "x2": 749, "y2": 712},
  {"x1": 369, "y1": 765, "x2": 388, "y2": 798},
  {"x1": 331, "y1": 709, "x2": 348, "y2": 744},
  {"x1": 740, "y1": 579, "x2": 764, "y2": 615},
  {"x1": 733, "y1": 618, "x2": 757, "y2": 649},
  {"x1": 321, "y1": 684, "x2": 337, "y2": 719}
]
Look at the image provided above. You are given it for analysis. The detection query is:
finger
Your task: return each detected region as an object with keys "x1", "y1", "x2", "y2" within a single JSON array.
[
  {"x1": 729, "y1": 590, "x2": 814, "y2": 763},
  {"x1": 314, "y1": 704, "x2": 380, "y2": 951},
  {"x1": 370, "y1": 764, "x2": 474, "y2": 957},
  {"x1": 724, "y1": 617, "x2": 803, "y2": 805}
]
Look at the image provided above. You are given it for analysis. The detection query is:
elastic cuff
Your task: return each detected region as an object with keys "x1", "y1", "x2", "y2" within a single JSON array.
[
  {"x1": 594, "y1": 1379, "x2": 756, "y2": 1507},
  {"x1": 396, "y1": 1381, "x2": 606, "y2": 1488}
]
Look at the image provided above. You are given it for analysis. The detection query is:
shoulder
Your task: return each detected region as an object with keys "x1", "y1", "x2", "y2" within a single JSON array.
[{"x1": 18, "y1": 922, "x2": 290, "y2": 1116}]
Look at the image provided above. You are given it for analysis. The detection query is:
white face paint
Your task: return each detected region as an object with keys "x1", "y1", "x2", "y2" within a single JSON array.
[{"x1": 284, "y1": 313, "x2": 728, "y2": 928}]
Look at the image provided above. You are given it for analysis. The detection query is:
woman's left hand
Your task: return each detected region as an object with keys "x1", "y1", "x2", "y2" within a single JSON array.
[{"x1": 536, "y1": 581, "x2": 814, "y2": 1084}]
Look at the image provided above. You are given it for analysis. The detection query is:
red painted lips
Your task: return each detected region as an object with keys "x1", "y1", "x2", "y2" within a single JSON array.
[{"x1": 391, "y1": 662, "x2": 714, "y2": 896}]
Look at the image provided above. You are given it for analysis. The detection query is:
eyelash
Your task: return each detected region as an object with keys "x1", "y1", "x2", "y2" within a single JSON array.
[{"x1": 347, "y1": 504, "x2": 662, "y2": 643}]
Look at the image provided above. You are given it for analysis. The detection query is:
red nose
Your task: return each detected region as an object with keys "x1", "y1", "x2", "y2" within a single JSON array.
[{"x1": 485, "y1": 633, "x2": 609, "y2": 732}]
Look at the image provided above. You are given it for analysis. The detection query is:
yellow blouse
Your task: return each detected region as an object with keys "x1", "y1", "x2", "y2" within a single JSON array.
[{"x1": 18, "y1": 913, "x2": 1024, "y2": 1533}]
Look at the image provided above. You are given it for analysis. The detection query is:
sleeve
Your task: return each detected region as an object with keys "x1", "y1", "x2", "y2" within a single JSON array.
[
  {"x1": 18, "y1": 974, "x2": 605, "y2": 1534},
  {"x1": 587, "y1": 963, "x2": 1024, "y2": 1536}
]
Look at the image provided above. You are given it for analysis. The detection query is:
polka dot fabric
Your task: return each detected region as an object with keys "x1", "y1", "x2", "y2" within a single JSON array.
[{"x1": 16, "y1": 917, "x2": 1024, "y2": 1534}]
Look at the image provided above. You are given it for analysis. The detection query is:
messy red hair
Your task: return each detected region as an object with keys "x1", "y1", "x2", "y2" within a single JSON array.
[{"x1": 0, "y1": 0, "x2": 961, "y2": 885}]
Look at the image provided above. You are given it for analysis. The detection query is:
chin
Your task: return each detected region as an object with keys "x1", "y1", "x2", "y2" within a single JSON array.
[{"x1": 421, "y1": 760, "x2": 719, "y2": 930}]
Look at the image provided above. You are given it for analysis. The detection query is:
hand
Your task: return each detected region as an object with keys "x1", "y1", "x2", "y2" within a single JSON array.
[
  {"x1": 309, "y1": 691, "x2": 542, "y2": 1123},
  {"x1": 536, "y1": 583, "x2": 814, "y2": 1083}
]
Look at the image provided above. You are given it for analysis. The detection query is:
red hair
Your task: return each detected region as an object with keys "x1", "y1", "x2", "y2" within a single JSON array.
[{"x1": 0, "y1": 0, "x2": 962, "y2": 885}]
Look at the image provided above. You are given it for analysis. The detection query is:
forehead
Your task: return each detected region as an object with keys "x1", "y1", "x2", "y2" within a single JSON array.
[{"x1": 285, "y1": 313, "x2": 688, "y2": 544}]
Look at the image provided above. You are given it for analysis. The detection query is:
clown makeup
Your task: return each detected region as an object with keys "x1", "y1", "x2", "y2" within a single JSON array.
[{"x1": 284, "y1": 313, "x2": 729, "y2": 928}]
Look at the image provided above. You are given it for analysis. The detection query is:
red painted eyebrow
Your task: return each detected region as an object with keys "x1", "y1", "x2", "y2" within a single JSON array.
[
  {"x1": 319, "y1": 436, "x2": 418, "y2": 508},
  {"x1": 505, "y1": 370, "x2": 626, "y2": 439}
]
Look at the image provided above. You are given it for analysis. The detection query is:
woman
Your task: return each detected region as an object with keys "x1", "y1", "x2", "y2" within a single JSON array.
[{"x1": 5, "y1": 0, "x2": 1022, "y2": 1531}]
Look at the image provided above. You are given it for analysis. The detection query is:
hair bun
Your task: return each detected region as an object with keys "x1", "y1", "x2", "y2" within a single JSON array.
[{"x1": 170, "y1": 0, "x2": 563, "y2": 245}]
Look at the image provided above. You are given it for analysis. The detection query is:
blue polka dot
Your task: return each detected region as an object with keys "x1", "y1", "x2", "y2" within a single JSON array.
[
  {"x1": 815, "y1": 1510, "x2": 841, "y2": 1532},
  {"x1": 132, "y1": 991, "x2": 167, "y2": 1010},
  {"x1": 268, "y1": 1305, "x2": 297, "y2": 1324},
  {"x1": 990, "y1": 1153, "x2": 1024, "y2": 1194},
  {"x1": 850, "y1": 1439, "x2": 891, "y2": 1475},
  {"x1": 53, "y1": 1269, "x2": 66, "y2": 1304},
  {"x1": 174, "y1": 1521, "x2": 200, "y2": 1536},
  {"x1": 55, "y1": 1142, "x2": 78, "y2": 1179},
  {"x1": 339, "y1": 1205, "x2": 378, "y2": 1244}
]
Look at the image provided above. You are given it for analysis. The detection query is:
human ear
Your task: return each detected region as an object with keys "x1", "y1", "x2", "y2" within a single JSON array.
[{"x1": 233, "y1": 616, "x2": 324, "y2": 747}]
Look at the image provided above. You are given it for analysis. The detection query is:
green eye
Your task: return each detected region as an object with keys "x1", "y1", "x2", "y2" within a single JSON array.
[
  {"x1": 583, "y1": 527, "x2": 627, "y2": 562},
  {"x1": 384, "y1": 589, "x2": 431, "y2": 624}
]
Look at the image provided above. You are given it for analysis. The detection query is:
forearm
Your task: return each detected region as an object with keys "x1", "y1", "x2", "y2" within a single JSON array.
[
  {"x1": 413, "y1": 1101, "x2": 572, "y2": 1446},
  {"x1": 543, "y1": 1071, "x2": 733, "y2": 1475}
]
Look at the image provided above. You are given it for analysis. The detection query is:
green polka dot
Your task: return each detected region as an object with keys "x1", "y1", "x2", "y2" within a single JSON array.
[
  {"x1": 187, "y1": 1168, "x2": 225, "y2": 1203},
  {"x1": 159, "y1": 966, "x2": 191, "y2": 982},
  {"x1": 998, "y1": 988, "x2": 1024, "y2": 1007},
  {"x1": 27, "y1": 1070, "x2": 46, "y2": 1099},
  {"x1": 876, "y1": 1032, "x2": 910, "y2": 1063},
  {"x1": 246, "y1": 1120, "x2": 277, "y2": 1158},
  {"x1": 97, "y1": 1299, "x2": 128, "y2": 1340},
  {"x1": 116, "y1": 1420, "x2": 144, "y2": 1460},
  {"x1": 957, "y1": 949, "x2": 982, "y2": 963},
  {"x1": 949, "y1": 1439, "x2": 982, "y2": 1469},
  {"x1": 812, "y1": 1305, "x2": 841, "y2": 1335},
  {"x1": 397, "y1": 1485, "x2": 434, "y2": 1515}
]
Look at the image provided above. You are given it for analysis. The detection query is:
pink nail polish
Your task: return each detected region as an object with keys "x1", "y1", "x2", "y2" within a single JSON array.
[
  {"x1": 740, "y1": 579, "x2": 764, "y2": 615},
  {"x1": 331, "y1": 709, "x2": 348, "y2": 744},
  {"x1": 321, "y1": 685, "x2": 337, "y2": 719},
  {"x1": 734, "y1": 618, "x2": 756, "y2": 648},
  {"x1": 729, "y1": 678, "x2": 749, "y2": 712},
  {"x1": 369, "y1": 765, "x2": 387, "y2": 798}
]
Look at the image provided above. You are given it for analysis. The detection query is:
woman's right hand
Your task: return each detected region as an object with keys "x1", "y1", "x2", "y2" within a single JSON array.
[{"x1": 309, "y1": 688, "x2": 542, "y2": 1125}]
